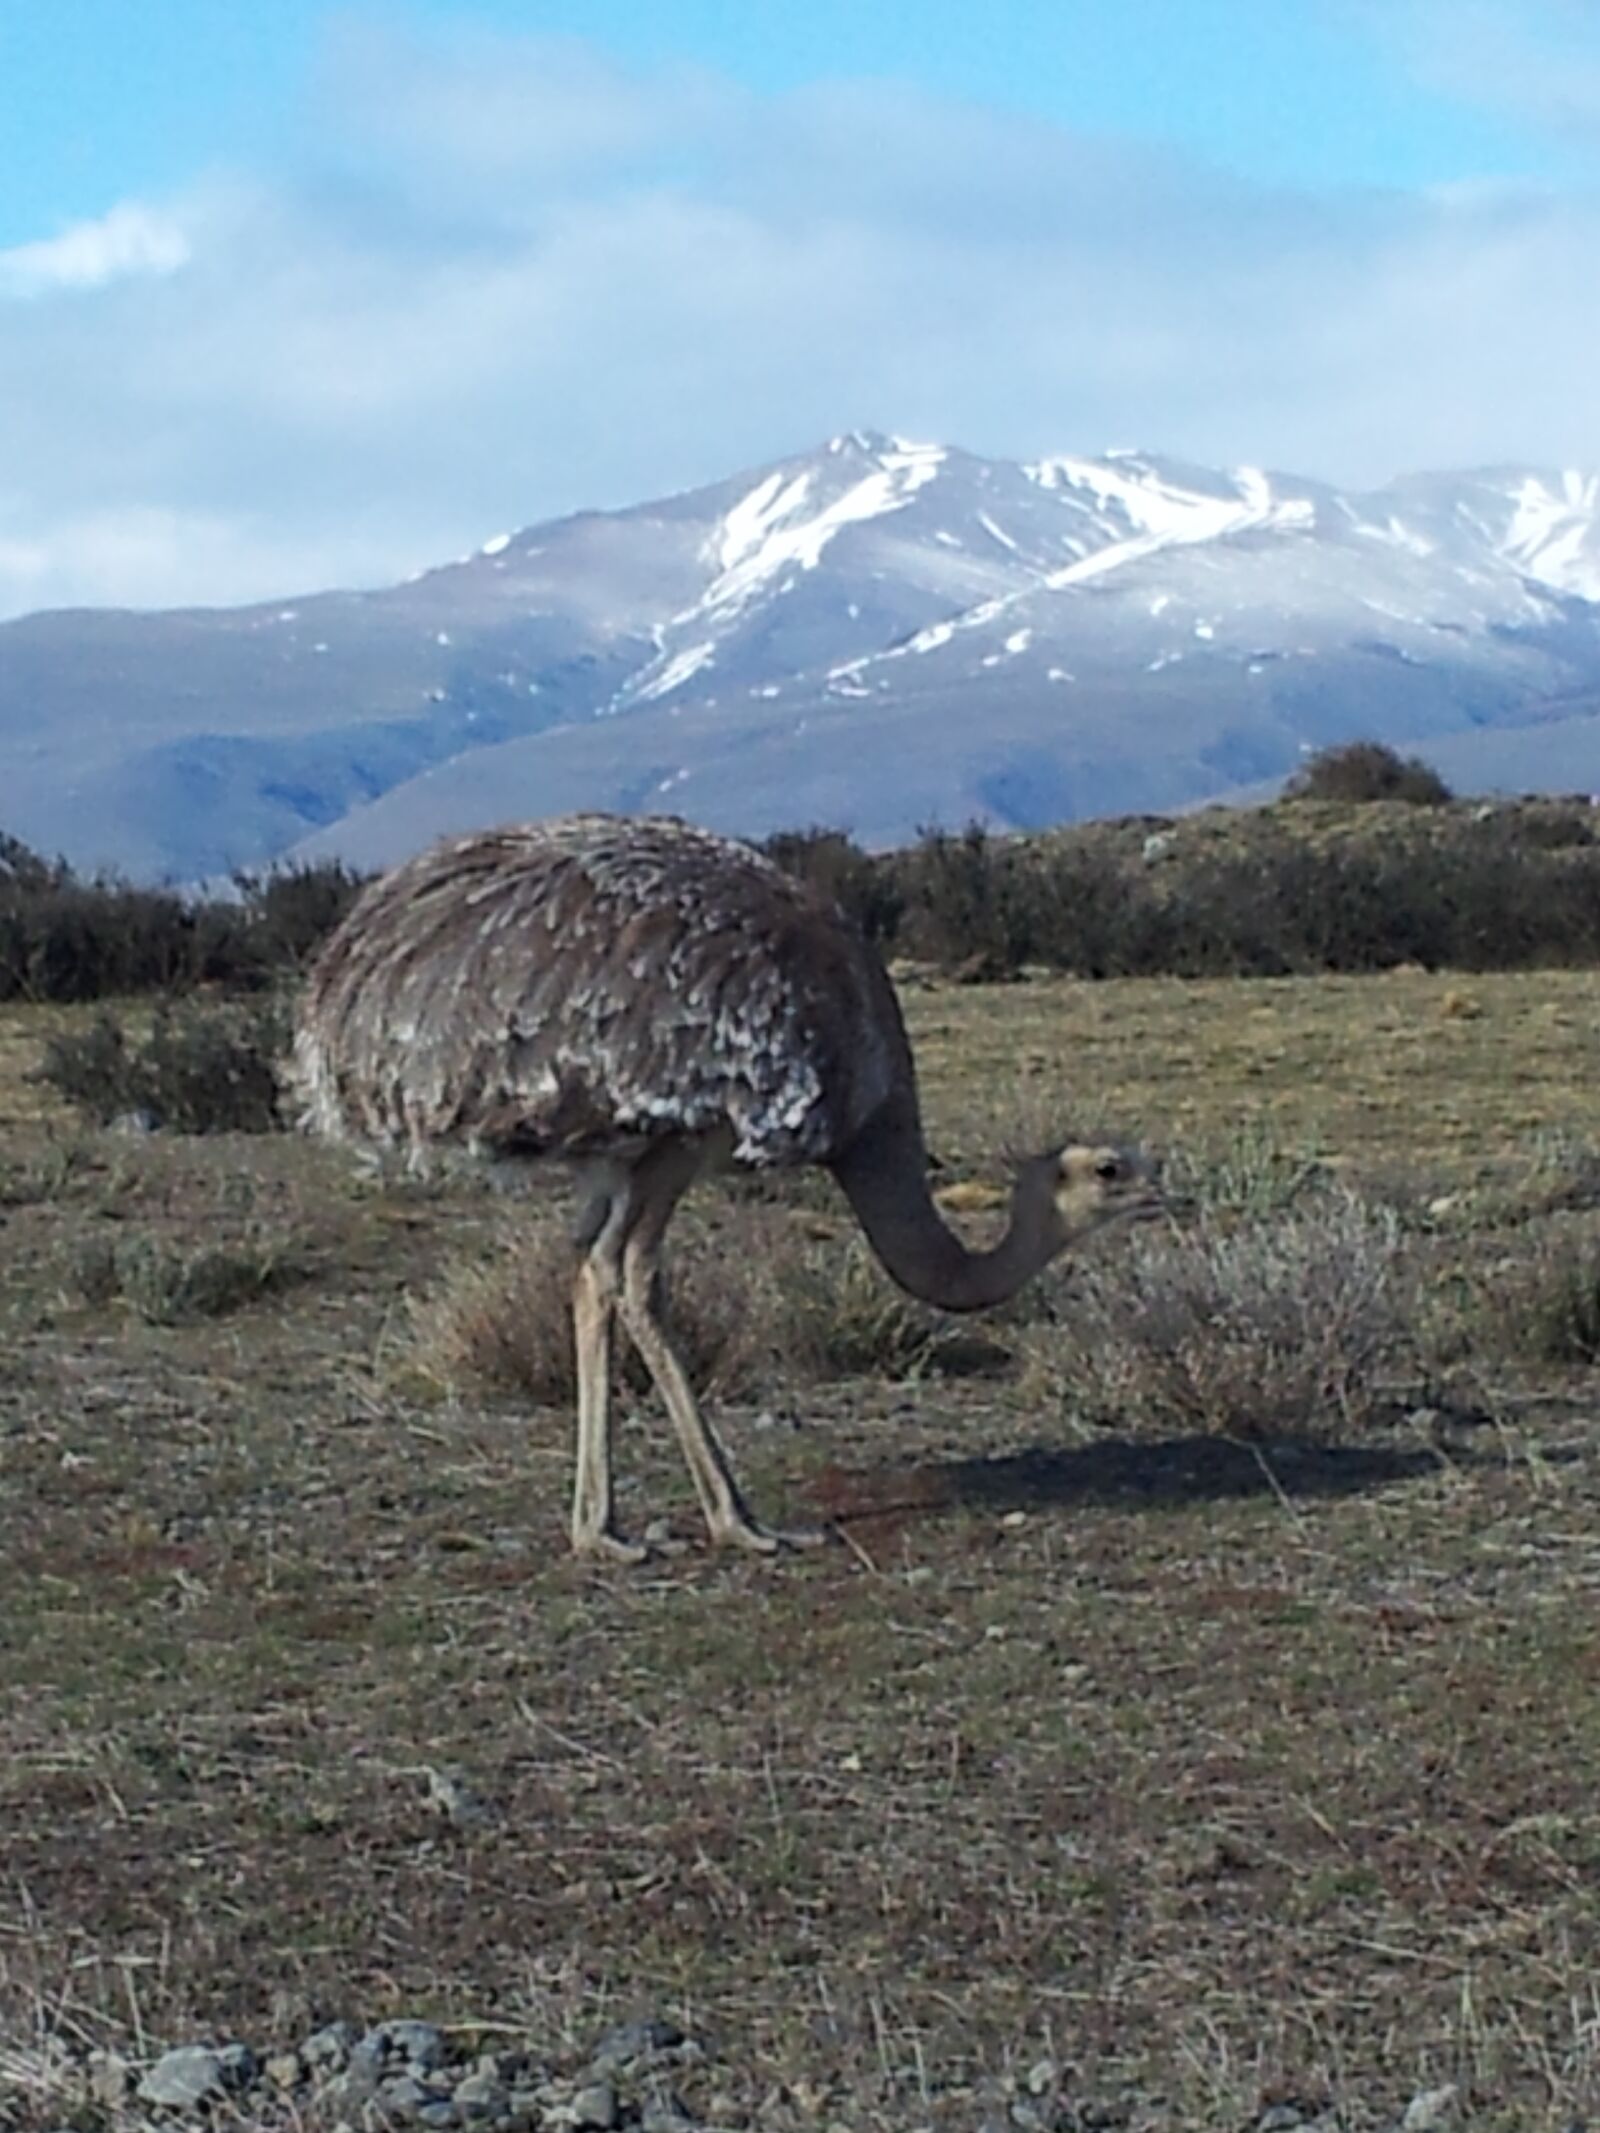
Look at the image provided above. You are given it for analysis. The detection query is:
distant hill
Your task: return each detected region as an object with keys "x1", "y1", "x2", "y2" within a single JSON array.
[{"x1": 5, "y1": 432, "x2": 1600, "y2": 881}]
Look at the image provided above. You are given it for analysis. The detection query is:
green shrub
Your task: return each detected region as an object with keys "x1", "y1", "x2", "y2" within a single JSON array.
[
  {"x1": 892, "y1": 825, "x2": 1042, "y2": 975},
  {"x1": 8, "y1": 792, "x2": 1600, "y2": 1001},
  {"x1": 1165, "y1": 1126, "x2": 1334, "y2": 1224},
  {"x1": 0, "y1": 877, "x2": 204, "y2": 1001},
  {"x1": 762, "y1": 828, "x2": 902, "y2": 941},
  {"x1": 36, "y1": 999, "x2": 289, "y2": 1133},
  {"x1": 230, "y1": 861, "x2": 365, "y2": 972},
  {"x1": 1286, "y1": 741, "x2": 1453, "y2": 806},
  {"x1": 0, "y1": 832, "x2": 362, "y2": 1002}
]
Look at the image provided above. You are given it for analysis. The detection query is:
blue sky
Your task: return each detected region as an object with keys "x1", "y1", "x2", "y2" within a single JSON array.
[
  {"x1": 4, "y1": 1, "x2": 1600, "y2": 613},
  {"x1": 1, "y1": 0, "x2": 1589, "y2": 246}
]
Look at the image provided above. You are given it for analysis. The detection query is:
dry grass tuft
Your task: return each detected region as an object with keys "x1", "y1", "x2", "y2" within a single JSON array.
[
  {"x1": 1440, "y1": 987, "x2": 1484, "y2": 1020},
  {"x1": 400, "y1": 1203, "x2": 961, "y2": 1406},
  {"x1": 1476, "y1": 1226, "x2": 1600, "y2": 1366},
  {"x1": 0, "y1": 1134, "x2": 96, "y2": 1208},
  {"x1": 1023, "y1": 1193, "x2": 1410, "y2": 1438},
  {"x1": 1166, "y1": 1123, "x2": 1334, "y2": 1225},
  {"x1": 66, "y1": 1226, "x2": 314, "y2": 1325},
  {"x1": 400, "y1": 1206, "x2": 778, "y2": 1403}
]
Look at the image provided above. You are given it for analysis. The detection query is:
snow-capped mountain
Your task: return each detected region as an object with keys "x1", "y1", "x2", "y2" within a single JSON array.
[{"x1": 4, "y1": 432, "x2": 1600, "y2": 880}]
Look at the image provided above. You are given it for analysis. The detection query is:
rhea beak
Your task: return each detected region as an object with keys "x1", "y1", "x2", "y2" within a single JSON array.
[{"x1": 1126, "y1": 1167, "x2": 1172, "y2": 1225}]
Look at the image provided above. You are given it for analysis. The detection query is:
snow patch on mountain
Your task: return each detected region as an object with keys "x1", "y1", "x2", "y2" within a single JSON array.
[
  {"x1": 695, "y1": 436, "x2": 945, "y2": 619},
  {"x1": 1504, "y1": 471, "x2": 1600, "y2": 598},
  {"x1": 635, "y1": 641, "x2": 716, "y2": 703}
]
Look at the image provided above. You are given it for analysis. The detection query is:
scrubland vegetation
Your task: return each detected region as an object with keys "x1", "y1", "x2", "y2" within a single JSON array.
[
  {"x1": 6, "y1": 747, "x2": 1600, "y2": 1020},
  {"x1": 2, "y1": 756, "x2": 1599, "y2": 2130}
]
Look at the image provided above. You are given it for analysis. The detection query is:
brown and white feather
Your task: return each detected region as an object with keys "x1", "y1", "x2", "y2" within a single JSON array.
[{"x1": 290, "y1": 814, "x2": 909, "y2": 1171}]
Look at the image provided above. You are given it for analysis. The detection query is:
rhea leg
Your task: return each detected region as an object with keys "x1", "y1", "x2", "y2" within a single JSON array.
[
  {"x1": 569, "y1": 1250, "x2": 645, "y2": 1563},
  {"x1": 618, "y1": 1149, "x2": 822, "y2": 1554},
  {"x1": 567, "y1": 1166, "x2": 646, "y2": 1563}
]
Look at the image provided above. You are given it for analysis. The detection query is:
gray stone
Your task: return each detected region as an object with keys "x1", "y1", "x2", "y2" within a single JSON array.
[
  {"x1": 137, "y1": 2046, "x2": 231, "y2": 2110},
  {"x1": 591, "y1": 2019, "x2": 686, "y2": 2071},
  {"x1": 365, "y1": 2020, "x2": 448, "y2": 2073},
  {"x1": 454, "y1": 2070, "x2": 510, "y2": 2120},
  {"x1": 567, "y1": 2080, "x2": 621, "y2": 2129},
  {"x1": 640, "y1": 2098, "x2": 698, "y2": 2132},
  {"x1": 1401, "y1": 2090, "x2": 1459, "y2": 2132},
  {"x1": 423, "y1": 1764, "x2": 499, "y2": 1827},
  {"x1": 379, "y1": 2072, "x2": 435, "y2": 2119},
  {"x1": 418, "y1": 2105, "x2": 460, "y2": 2131},
  {"x1": 304, "y1": 2020, "x2": 362, "y2": 2071},
  {"x1": 110, "y1": 1109, "x2": 160, "y2": 1137},
  {"x1": 326, "y1": 2058, "x2": 382, "y2": 2111}
]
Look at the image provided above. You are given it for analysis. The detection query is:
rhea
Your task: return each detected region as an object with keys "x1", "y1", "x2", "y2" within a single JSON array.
[{"x1": 292, "y1": 815, "x2": 1161, "y2": 1560}]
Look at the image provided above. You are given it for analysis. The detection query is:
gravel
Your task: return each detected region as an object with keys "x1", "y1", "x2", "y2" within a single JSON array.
[
  {"x1": 7, "y1": 2015, "x2": 1501, "y2": 2132},
  {"x1": 26, "y1": 2013, "x2": 711, "y2": 2133}
]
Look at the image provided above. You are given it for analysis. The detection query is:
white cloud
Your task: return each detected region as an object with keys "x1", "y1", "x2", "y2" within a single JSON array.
[
  {"x1": 1355, "y1": 0, "x2": 1600, "y2": 145},
  {"x1": 4, "y1": 24, "x2": 1600, "y2": 617},
  {"x1": 0, "y1": 201, "x2": 191, "y2": 299}
]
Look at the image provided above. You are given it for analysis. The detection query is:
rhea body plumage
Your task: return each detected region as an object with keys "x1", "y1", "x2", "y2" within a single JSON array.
[{"x1": 293, "y1": 814, "x2": 1159, "y2": 1559}]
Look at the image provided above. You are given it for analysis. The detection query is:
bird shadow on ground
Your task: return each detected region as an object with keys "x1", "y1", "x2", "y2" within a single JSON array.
[{"x1": 807, "y1": 1430, "x2": 1475, "y2": 1532}]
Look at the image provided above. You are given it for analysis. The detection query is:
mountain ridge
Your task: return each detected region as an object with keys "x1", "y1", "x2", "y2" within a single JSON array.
[{"x1": 4, "y1": 431, "x2": 1600, "y2": 881}]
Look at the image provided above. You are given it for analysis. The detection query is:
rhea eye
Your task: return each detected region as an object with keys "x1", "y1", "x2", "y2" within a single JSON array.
[{"x1": 1094, "y1": 1156, "x2": 1121, "y2": 1181}]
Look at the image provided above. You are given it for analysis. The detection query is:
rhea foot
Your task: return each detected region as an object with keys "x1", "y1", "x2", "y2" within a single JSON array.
[
  {"x1": 571, "y1": 1526, "x2": 650, "y2": 1566},
  {"x1": 709, "y1": 1510, "x2": 828, "y2": 1554}
]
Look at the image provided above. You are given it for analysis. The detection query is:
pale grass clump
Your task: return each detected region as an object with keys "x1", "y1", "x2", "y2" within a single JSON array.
[
  {"x1": 1164, "y1": 1122, "x2": 1334, "y2": 1224},
  {"x1": 1476, "y1": 1223, "x2": 1600, "y2": 1366},
  {"x1": 1495, "y1": 1127, "x2": 1600, "y2": 1225},
  {"x1": 1399, "y1": 1127, "x2": 1600, "y2": 1239},
  {"x1": 1021, "y1": 1193, "x2": 1409, "y2": 1439},
  {"x1": 400, "y1": 1203, "x2": 956, "y2": 1406},
  {"x1": 67, "y1": 1226, "x2": 311, "y2": 1325}
]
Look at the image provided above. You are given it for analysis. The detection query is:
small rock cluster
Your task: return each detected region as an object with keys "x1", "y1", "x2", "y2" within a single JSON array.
[
  {"x1": 22, "y1": 2022, "x2": 1482, "y2": 2133},
  {"x1": 39, "y1": 2014, "x2": 707, "y2": 2133}
]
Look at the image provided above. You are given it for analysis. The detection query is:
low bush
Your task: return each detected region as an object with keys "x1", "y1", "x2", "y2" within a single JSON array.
[
  {"x1": 7, "y1": 793, "x2": 1600, "y2": 1001},
  {"x1": 1286, "y1": 741, "x2": 1453, "y2": 806},
  {"x1": 402, "y1": 1211, "x2": 755, "y2": 1405},
  {"x1": 0, "y1": 1138, "x2": 96, "y2": 1210},
  {"x1": 762, "y1": 827, "x2": 902, "y2": 941},
  {"x1": 0, "y1": 833, "x2": 361, "y2": 1003},
  {"x1": 36, "y1": 999, "x2": 290, "y2": 1133},
  {"x1": 1023, "y1": 1194, "x2": 1410, "y2": 1438}
]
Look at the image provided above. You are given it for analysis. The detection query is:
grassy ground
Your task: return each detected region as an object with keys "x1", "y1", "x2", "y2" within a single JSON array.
[{"x1": 2, "y1": 970, "x2": 1599, "y2": 2129}]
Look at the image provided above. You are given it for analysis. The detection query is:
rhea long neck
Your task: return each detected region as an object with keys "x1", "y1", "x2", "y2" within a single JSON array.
[{"x1": 829, "y1": 1098, "x2": 1056, "y2": 1314}]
